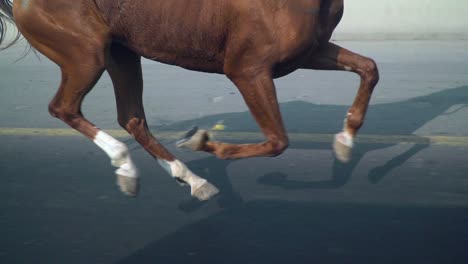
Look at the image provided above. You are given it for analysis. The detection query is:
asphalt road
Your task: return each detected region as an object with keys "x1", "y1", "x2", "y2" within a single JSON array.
[{"x1": 1, "y1": 40, "x2": 468, "y2": 264}]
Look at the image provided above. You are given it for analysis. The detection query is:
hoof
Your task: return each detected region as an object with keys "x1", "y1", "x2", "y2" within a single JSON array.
[
  {"x1": 117, "y1": 174, "x2": 139, "y2": 197},
  {"x1": 176, "y1": 126, "x2": 209, "y2": 151},
  {"x1": 191, "y1": 180, "x2": 219, "y2": 201},
  {"x1": 333, "y1": 132, "x2": 353, "y2": 163}
]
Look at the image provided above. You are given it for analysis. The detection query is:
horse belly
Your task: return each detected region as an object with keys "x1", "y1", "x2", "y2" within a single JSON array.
[{"x1": 107, "y1": 0, "x2": 228, "y2": 73}]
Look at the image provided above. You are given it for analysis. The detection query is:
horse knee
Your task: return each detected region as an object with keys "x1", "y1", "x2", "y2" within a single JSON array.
[
  {"x1": 360, "y1": 58, "x2": 379, "y2": 86},
  {"x1": 117, "y1": 115, "x2": 140, "y2": 130},
  {"x1": 48, "y1": 103, "x2": 82, "y2": 127},
  {"x1": 267, "y1": 138, "x2": 289, "y2": 157},
  {"x1": 117, "y1": 113, "x2": 147, "y2": 131},
  {"x1": 120, "y1": 117, "x2": 153, "y2": 146},
  {"x1": 117, "y1": 116, "x2": 129, "y2": 130},
  {"x1": 121, "y1": 117, "x2": 146, "y2": 132}
]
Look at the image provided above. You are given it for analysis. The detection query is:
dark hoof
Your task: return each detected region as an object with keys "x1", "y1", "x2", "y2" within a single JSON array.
[{"x1": 176, "y1": 126, "x2": 209, "y2": 151}]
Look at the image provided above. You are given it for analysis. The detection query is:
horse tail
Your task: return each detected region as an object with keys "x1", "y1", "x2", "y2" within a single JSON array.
[{"x1": 0, "y1": 0, "x2": 22, "y2": 50}]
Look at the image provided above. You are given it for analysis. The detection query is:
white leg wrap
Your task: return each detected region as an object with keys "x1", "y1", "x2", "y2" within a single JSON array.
[
  {"x1": 333, "y1": 116, "x2": 355, "y2": 163},
  {"x1": 340, "y1": 115, "x2": 354, "y2": 147},
  {"x1": 336, "y1": 131, "x2": 354, "y2": 148},
  {"x1": 94, "y1": 131, "x2": 138, "y2": 178},
  {"x1": 160, "y1": 160, "x2": 205, "y2": 187},
  {"x1": 158, "y1": 159, "x2": 219, "y2": 200}
]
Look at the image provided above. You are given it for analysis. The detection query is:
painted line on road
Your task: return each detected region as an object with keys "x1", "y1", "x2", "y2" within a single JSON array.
[{"x1": 1, "y1": 127, "x2": 467, "y2": 146}]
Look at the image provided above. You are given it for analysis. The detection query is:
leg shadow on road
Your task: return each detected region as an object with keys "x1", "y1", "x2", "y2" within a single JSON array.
[
  {"x1": 258, "y1": 140, "x2": 431, "y2": 190},
  {"x1": 367, "y1": 142, "x2": 430, "y2": 184},
  {"x1": 158, "y1": 86, "x2": 466, "y2": 192},
  {"x1": 257, "y1": 147, "x2": 366, "y2": 189}
]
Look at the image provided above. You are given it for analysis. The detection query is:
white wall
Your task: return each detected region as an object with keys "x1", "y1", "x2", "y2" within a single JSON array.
[{"x1": 334, "y1": 0, "x2": 468, "y2": 40}]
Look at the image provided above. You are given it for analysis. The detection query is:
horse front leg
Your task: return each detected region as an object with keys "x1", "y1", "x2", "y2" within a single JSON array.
[
  {"x1": 107, "y1": 44, "x2": 218, "y2": 201},
  {"x1": 302, "y1": 42, "x2": 379, "y2": 162},
  {"x1": 178, "y1": 69, "x2": 289, "y2": 160}
]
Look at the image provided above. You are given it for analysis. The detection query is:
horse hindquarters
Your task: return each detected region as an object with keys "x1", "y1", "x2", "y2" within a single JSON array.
[
  {"x1": 12, "y1": 1, "x2": 219, "y2": 200},
  {"x1": 10, "y1": 1, "x2": 143, "y2": 195}
]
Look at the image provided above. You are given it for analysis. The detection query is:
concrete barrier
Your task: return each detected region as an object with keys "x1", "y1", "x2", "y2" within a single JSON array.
[{"x1": 334, "y1": 0, "x2": 468, "y2": 40}]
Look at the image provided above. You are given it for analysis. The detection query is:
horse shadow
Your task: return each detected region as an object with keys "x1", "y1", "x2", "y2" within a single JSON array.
[
  {"x1": 115, "y1": 86, "x2": 468, "y2": 264},
  {"x1": 154, "y1": 85, "x2": 467, "y2": 203}
]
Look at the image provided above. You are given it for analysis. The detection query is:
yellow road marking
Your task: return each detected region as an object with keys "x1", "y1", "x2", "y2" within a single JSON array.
[{"x1": 0, "y1": 127, "x2": 467, "y2": 146}]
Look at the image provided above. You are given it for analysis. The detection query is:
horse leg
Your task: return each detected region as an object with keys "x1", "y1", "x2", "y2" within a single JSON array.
[
  {"x1": 48, "y1": 57, "x2": 140, "y2": 196},
  {"x1": 302, "y1": 42, "x2": 379, "y2": 162},
  {"x1": 179, "y1": 69, "x2": 289, "y2": 159},
  {"x1": 13, "y1": 3, "x2": 139, "y2": 196},
  {"x1": 107, "y1": 44, "x2": 218, "y2": 201},
  {"x1": 47, "y1": 51, "x2": 141, "y2": 196}
]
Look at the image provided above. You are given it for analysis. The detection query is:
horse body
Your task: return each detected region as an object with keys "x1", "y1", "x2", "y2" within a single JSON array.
[
  {"x1": 96, "y1": 0, "x2": 230, "y2": 73},
  {"x1": 1, "y1": 0, "x2": 378, "y2": 200},
  {"x1": 94, "y1": 0, "x2": 342, "y2": 75}
]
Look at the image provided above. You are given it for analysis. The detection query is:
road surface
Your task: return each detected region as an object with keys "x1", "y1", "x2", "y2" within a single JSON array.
[{"x1": 1, "y1": 40, "x2": 468, "y2": 264}]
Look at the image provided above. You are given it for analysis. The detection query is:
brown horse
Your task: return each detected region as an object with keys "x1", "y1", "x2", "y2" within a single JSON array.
[{"x1": 0, "y1": 0, "x2": 379, "y2": 200}]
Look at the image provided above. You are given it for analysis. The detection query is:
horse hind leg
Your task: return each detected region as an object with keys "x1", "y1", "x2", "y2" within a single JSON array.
[
  {"x1": 107, "y1": 44, "x2": 218, "y2": 201},
  {"x1": 47, "y1": 50, "x2": 141, "y2": 196},
  {"x1": 301, "y1": 42, "x2": 379, "y2": 163},
  {"x1": 50, "y1": 64, "x2": 140, "y2": 196},
  {"x1": 13, "y1": 2, "x2": 139, "y2": 196}
]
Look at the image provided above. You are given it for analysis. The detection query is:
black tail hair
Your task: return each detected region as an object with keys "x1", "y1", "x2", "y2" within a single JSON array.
[{"x1": 0, "y1": 0, "x2": 21, "y2": 50}]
